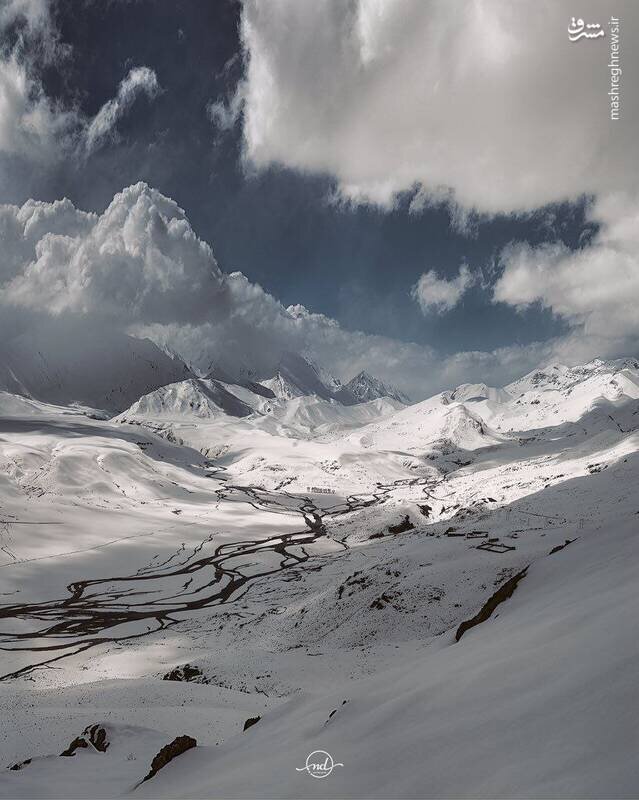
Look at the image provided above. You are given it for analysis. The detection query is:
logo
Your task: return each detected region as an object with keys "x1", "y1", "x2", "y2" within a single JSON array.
[
  {"x1": 295, "y1": 750, "x2": 344, "y2": 779},
  {"x1": 568, "y1": 17, "x2": 604, "y2": 41}
]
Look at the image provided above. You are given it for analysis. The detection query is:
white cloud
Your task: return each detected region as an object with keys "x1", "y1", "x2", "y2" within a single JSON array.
[
  {"x1": 0, "y1": 9, "x2": 78, "y2": 163},
  {"x1": 0, "y1": 0, "x2": 49, "y2": 31},
  {"x1": 207, "y1": 85, "x2": 244, "y2": 132},
  {"x1": 85, "y1": 67, "x2": 160, "y2": 153},
  {"x1": 0, "y1": 182, "x2": 510, "y2": 398},
  {"x1": 0, "y1": 3, "x2": 160, "y2": 178},
  {"x1": 239, "y1": 0, "x2": 639, "y2": 214},
  {"x1": 2, "y1": 183, "x2": 635, "y2": 402},
  {"x1": 411, "y1": 265, "x2": 474, "y2": 315},
  {"x1": 2, "y1": 183, "x2": 230, "y2": 323},
  {"x1": 494, "y1": 192, "x2": 639, "y2": 345}
]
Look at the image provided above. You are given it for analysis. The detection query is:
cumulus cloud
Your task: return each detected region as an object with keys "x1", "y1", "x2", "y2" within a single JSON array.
[
  {"x1": 239, "y1": 0, "x2": 639, "y2": 214},
  {"x1": 411, "y1": 265, "x2": 474, "y2": 314},
  {"x1": 494, "y1": 192, "x2": 639, "y2": 347},
  {"x1": 85, "y1": 67, "x2": 160, "y2": 153},
  {"x1": 0, "y1": 181, "x2": 524, "y2": 398},
  {"x1": 1, "y1": 182, "x2": 635, "y2": 401},
  {"x1": 2, "y1": 183, "x2": 230, "y2": 323}
]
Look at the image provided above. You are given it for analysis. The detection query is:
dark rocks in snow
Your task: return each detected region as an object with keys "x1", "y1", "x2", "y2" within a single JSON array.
[
  {"x1": 141, "y1": 735, "x2": 197, "y2": 784},
  {"x1": 243, "y1": 716, "x2": 261, "y2": 732},
  {"x1": 455, "y1": 567, "x2": 529, "y2": 642},
  {"x1": 163, "y1": 663, "x2": 205, "y2": 682},
  {"x1": 549, "y1": 538, "x2": 576, "y2": 556},
  {"x1": 388, "y1": 515, "x2": 415, "y2": 534},
  {"x1": 59, "y1": 737, "x2": 89, "y2": 757},
  {"x1": 8, "y1": 758, "x2": 31, "y2": 771},
  {"x1": 60, "y1": 724, "x2": 110, "y2": 756},
  {"x1": 370, "y1": 591, "x2": 399, "y2": 610}
]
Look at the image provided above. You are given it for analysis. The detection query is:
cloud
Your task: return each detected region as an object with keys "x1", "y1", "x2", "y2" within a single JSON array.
[
  {"x1": 207, "y1": 86, "x2": 244, "y2": 132},
  {"x1": 411, "y1": 265, "x2": 474, "y2": 314},
  {"x1": 3, "y1": 183, "x2": 229, "y2": 323},
  {"x1": 239, "y1": 0, "x2": 639, "y2": 214},
  {"x1": 0, "y1": 195, "x2": 95, "y2": 284},
  {"x1": 0, "y1": 182, "x2": 497, "y2": 398},
  {"x1": 0, "y1": 3, "x2": 160, "y2": 186},
  {"x1": 493, "y1": 192, "x2": 639, "y2": 345},
  {"x1": 85, "y1": 67, "x2": 160, "y2": 153},
  {"x1": 0, "y1": 0, "x2": 78, "y2": 163},
  {"x1": 0, "y1": 0, "x2": 50, "y2": 32},
  {"x1": 1, "y1": 182, "x2": 635, "y2": 402},
  {"x1": 0, "y1": 52, "x2": 77, "y2": 160}
]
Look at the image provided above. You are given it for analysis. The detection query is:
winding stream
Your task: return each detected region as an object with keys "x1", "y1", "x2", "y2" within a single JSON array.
[{"x1": 0, "y1": 477, "x2": 439, "y2": 681}]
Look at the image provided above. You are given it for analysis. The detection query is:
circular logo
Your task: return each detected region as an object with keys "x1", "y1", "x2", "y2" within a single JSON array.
[{"x1": 296, "y1": 750, "x2": 344, "y2": 779}]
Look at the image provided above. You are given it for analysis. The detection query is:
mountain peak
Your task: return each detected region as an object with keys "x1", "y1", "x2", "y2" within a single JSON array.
[
  {"x1": 345, "y1": 371, "x2": 409, "y2": 404},
  {"x1": 261, "y1": 352, "x2": 337, "y2": 402}
]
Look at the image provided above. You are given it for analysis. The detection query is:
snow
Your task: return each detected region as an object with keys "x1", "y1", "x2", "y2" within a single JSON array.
[
  {"x1": 120, "y1": 378, "x2": 253, "y2": 419},
  {"x1": 0, "y1": 356, "x2": 637, "y2": 798},
  {"x1": 343, "y1": 371, "x2": 409, "y2": 404},
  {"x1": 260, "y1": 353, "x2": 408, "y2": 406},
  {"x1": 261, "y1": 352, "x2": 341, "y2": 401},
  {"x1": 0, "y1": 322, "x2": 192, "y2": 412}
]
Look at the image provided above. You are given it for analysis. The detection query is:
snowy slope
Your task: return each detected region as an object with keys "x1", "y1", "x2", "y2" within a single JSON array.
[
  {"x1": 0, "y1": 323, "x2": 192, "y2": 413},
  {"x1": 343, "y1": 370, "x2": 410, "y2": 404},
  {"x1": 261, "y1": 352, "x2": 340, "y2": 401},
  {"x1": 125, "y1": 518, "x2": 639, "y2": 800},
  {"x1": 347, "y1": 392, "x2": 505, "y2": 454},
  {"x1": 260, "y1": 354, "x2": 407, "y2": 407},
  {"x1": 116, "y1": 378, "x2": 253, "y2": 420},
  {"x1": 0, "y1": 355, "x2": 638, "y2": 799},
  {"x1": 444, "y1": 382, "x2": 512, "y2": 404}
]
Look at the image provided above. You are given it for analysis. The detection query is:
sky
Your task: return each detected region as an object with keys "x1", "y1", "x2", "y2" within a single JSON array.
[{"x1": 0, "y1": 0, "x2": 637, "y2": 399}]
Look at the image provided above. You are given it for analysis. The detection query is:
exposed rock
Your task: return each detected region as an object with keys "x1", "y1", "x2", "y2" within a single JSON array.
[
  {"x1": 388, "y1": 515, "x2": 414, "y2": 534},
  {"x1": 141, "y1": 735, "x2": 197, "y2": 784},
  {"x1": 59, "y1": 737, "x2": 88, "y2": 757},
  {"x1": 549, "y1": 538, "x2": 576, "y2": 556},
  {"x1": 243, "y1": 716, "x2": 261, "y2": 732},
  {"x1": 8, "y1": 758, "x2": 31, "y2": 771},
  {"x1": 60, "y1": 724, "x2": 109, "y2": 757},
  {"x1": 455, "y1": 567, "x2": 529, "y2": 642},
  {"x1": 163, "y1": 663, "x2": 205, "y2": 682},
  {"x1": 85, "y1": 724, "x2": 110, "y2": 752}
]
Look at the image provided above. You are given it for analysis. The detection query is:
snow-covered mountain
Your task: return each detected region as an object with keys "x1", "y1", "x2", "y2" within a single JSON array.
[
  {"x1": 343, "y1": 370, "x2": 410, "y2": 404},
  {"x1": 443, "y1": 382, "x2": 511, "y2": 404},
  {"x1": 505, "y1": 357, "x2": 639, "y2": 396},
  {"x1": 260, "y1": 352, "x2": 408, "y2": 407},
  {"x1": 260, "y1": 351, "x2": 344, "y2": 401},
  {"x1": 116, "y1": 378, "x2": 254, "y2": 420},
  {"x1": 0, "y1": 322, "x2": 192, "y2": 413},
  {"x1": 1, "y1": 354, "x2": 638, "y2": 799}
]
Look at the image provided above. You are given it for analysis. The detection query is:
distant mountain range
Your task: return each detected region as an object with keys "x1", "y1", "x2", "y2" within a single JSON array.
[
  {"x1": 259, "y1": 352, "x2": 409, "y2": 406},
  {"x1": 0, "y1": 321, "x2": 191, "y2": 413},
  {"x1": 0, "y1": 328, "x2": 409, "y2": 414}
]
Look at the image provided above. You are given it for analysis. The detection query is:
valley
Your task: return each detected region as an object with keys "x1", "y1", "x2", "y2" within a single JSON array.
[{"x1": 0, "y1": 357, "x2": 638, "y2": 798}]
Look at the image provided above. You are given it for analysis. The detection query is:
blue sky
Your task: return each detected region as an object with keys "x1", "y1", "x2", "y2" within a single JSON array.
[{"x1": 0, "y1": 0, "x2": 637, "y2": 397}]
